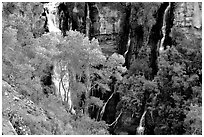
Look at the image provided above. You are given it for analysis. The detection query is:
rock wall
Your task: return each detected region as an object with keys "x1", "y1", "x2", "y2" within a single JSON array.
[
  {"x1": 42, "y1": 2, "x2": 202, "y2": 37},
  {"x1": 42, "y1": 2, "x2": 121, "y2": 36},
  {"x1": 174, "y1": 2, "x2": 202, "y2": 29},
  {"x1": 2, "y1": 118, "x2": 18, "y2": 135}
]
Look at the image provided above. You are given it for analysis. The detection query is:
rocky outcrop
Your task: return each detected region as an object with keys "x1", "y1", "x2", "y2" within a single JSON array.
[
  {"x1": 2, "y1": 80, "x2": 45, "y2": 134},
  {"x1": 2, "y1": 117, "x2": 17, "y2": 135},
  {"x1": 2, "y1": 80, "x2": 75, "y2": 135},
  {"x1": 41, "y1": 2, "x2": 202, "y2": 55},
  {"x1": 173, "y1": 2, "x2": 202, "y2": 40}
]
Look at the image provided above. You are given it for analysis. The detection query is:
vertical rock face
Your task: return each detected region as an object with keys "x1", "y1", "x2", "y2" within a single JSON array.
[
  {"x1": 193, "y1": 2, "x2": 202, "y2": 29},
  {"x1": 43, "y1": 2, "x2": 121, "y2": 36},
  {"x1": 174, "y1": 2, "x2": 202, "y2": 29},
  {"x1": 2, "y1": 118, "x2": 18, "y2": 135},
  {"x1": 42, "y1": 2, "x2": 202, "y2": 38},
  {"x1": 37, "y1": 3, "x2": 202, "y2": 134}
]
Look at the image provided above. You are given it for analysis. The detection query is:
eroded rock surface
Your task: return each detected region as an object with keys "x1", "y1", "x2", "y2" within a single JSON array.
[{"x1": 2, "y1": 117, "x2": 17, "y2": 135}]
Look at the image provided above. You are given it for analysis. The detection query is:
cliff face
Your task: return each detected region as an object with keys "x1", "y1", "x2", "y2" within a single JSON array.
[
  {"x1": 40, "y1": 3, "x2": 202, "y2": 135},
  {"x1": 172, "y1": 2, "x2": 202, "y2": 45},
  {"x1": 97, "y1": 2, "x2": 202, "y2": 35},
  {"x1": 41, "y1": 2, "x2": 201, "y2": 59},
  {"x1": 43, "y1": 2, "x2": 121, "y2": 35},
  {"x1": 2, "y1": 2, "x2": 201, "y2": 135},
  {"x1": 43, "y1": 2, "x2": 202, "y2": 39},
  {"x1": 174, "y1": 2, "x2": 202, "y2": 29}
]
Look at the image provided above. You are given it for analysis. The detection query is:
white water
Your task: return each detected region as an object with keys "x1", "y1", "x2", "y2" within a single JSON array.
[
  {"x1": 137, "y1": 110, "x2": 147, "y2": 135},
  {"x1": 123, "y1": 32, "x2": 131, "y2": 58},
  {"x1": 44, "y1": 2, "x2": 61, "y2": 33},
  {"x1": 43, "y1": 2, "x2": 76, "y2": 115},
  {"x1": 159, "y1": 2, "x2": 171, "y2": 53}
]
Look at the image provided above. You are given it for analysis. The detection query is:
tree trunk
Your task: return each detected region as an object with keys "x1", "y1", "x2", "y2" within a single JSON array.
[{"x1": 52, "y1": 60, "x2": 76, "y2": 115}]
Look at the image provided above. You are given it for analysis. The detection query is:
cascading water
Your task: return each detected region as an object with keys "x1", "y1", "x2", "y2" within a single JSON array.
[
  {"x1": 123, "y1": 32, "x2": 131, "y2": 58},
  {"x1": 44, "y1": 2, "x2": 61, "y2": 33},
  {"x1": 44, "y1": 2, "x2": 76, "y2": 114},
  {"x1": 159, "y1": 2, "x2": 171, "y2": 53},
  {"x1": 137, "y1": 110, "x2": 147, "y2": 135}
]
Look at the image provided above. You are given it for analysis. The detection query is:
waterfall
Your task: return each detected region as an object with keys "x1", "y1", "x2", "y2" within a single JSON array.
[
  {"x1": 44, "y1": 2, "x2": 61, "y2": 33},
  {"x1": 159, "y1": 2, "x2": 171, "y2": 53},
  {"x1": 44, "y1": 2, "x2": 76, "y2": 115},
  {"x1": 123, "y1": 32, "x2": 131, "y2": 58},
  {"x1": 137, "y1": 110, "x2": 147, "y2": 135}
]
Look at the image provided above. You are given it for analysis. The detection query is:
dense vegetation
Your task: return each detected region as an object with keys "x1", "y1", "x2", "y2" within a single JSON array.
[{"x1": 2, "y1": 2, "x2": 202, "y2": 135}]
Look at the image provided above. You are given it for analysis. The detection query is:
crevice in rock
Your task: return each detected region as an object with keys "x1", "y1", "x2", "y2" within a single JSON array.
[{"x1": 148, "y1": 2, "x2": 169, "y2": 79}]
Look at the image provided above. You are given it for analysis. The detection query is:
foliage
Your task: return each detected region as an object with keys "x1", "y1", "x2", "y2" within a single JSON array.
[
  {"x1": 3, "y1": 2, "x2": 45, "y2": 38},
  {"x1": 184, "y1": 104, "x2": 202, "y2": 135},
  {"x1": 128, "y1": 58, "x2": 152, "y2": 78},
  {"x1": 151, "y1": 25, "x2": 201, "y2": 134},
  {"x1": 2, "y1": 3, "x2": 117, "y2": 133},
  {"x1": 34, "y1": 31, "x2": 107, "y2": 110},
  {"x1": 114, "y1": 25, "x2": 202, "y2": 134},
  {"x1": 87, "y1": 96, "x2": 104, "y2": 108},
  {"x1": 70, "y1": 115, "x2": 109, "y2": 135},
  {"x1": 2, "y1": 8, "x2": 45, "y2": 104},
  {"x1": 116, "y1": 75, "x2": 158, "y2": 119},
  {"x1": 2, "y1": 2, "x2": 202, "y2": 135},
  {"x1": 2, "y1": 3, "x2": 108, "y2": 135},
  {"x1": 150, "y1": 43, "x2": 201, "y2": 134},
  {"x1": 35, "y1": 95, "x2": 109, "y2": 135}
]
